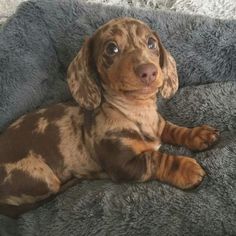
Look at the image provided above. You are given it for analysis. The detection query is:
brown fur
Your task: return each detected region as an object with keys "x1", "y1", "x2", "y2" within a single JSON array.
[{"x1": 0, "y1": 17, "x2": 219, "y2": 217}]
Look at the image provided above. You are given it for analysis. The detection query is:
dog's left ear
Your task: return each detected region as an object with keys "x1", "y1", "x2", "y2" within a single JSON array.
[{"x1": 154, "y1": 33, "x2": 179, "y2": 99}]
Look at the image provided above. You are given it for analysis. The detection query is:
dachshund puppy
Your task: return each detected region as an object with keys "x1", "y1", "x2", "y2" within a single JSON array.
[{"x1": 0, "y1": 17, "x2": 219, "y2": 217}]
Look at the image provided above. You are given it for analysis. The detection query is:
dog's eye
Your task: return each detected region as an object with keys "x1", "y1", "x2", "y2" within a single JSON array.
[
  {"x1": 147, "y1": 37, "x2": 157, "y2": 50},
  {"x1": 106, "y1": 42, "x2": 119, "y2": 56}
]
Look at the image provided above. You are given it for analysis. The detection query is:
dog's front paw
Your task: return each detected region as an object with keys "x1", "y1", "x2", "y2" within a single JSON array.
[
  {"x1": 173, "y1": 157, "x2": 206, "y2": 189},
  {"x1": 186, "y1": 125, "x2": 219, "y2": 151},
  {"x1": 157, "y1": 155, "x2": 206, "y2": 190}
]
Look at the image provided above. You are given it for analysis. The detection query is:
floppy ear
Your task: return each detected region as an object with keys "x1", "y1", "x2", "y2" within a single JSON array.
[
  {"x1": 155, "y1": 33, "x2": 179, "y2": 99},
  {"x1": 67, "y1": 37, "x2": 101, "y2": 110}
]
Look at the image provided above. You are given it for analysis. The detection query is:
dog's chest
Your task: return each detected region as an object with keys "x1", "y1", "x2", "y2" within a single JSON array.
[
  {"x1": 136, "y1": 109, "x2": 159, "y2": 134},
  {"x1": 127, "y1": 111, "x2": 161, "y2": 152}
]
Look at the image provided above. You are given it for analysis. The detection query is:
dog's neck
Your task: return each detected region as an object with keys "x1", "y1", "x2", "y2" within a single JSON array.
[{"x1": 103, "y1": 92, "x2": 159, "y2": 126}]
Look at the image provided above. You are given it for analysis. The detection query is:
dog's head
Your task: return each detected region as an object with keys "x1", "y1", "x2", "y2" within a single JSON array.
[{"x1": 67, "y1": 17, "x2": 178, "y2": 110}]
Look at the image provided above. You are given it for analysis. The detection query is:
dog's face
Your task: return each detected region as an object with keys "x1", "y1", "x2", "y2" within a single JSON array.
[
  {"x1": 93, "y1": 18, "x2": 164, "y2": 98},
  {"x1": 67, "y1": 17, "x2": 178, "y2": 110}
]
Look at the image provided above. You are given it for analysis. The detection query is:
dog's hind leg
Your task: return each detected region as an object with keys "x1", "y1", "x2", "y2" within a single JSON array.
[{"x1": 0, "y1": 151, "x2": 61, "y2": 206}]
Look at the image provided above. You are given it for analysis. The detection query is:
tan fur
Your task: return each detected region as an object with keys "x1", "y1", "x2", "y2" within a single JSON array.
[
  {"x1": 2, "y1": 194, "x2": 47, "y2": 206},
  {"x1": 34, "y1": 117, "x2": 49, "y2": 134},
  {"x1": 123, "y1": 138, "x2": 161, "y2": 155},
  {"x1": 54, "y1": 106, "x2": 103, "y2": 180},
  {"x1": 0, "y1": 17, "x2": 219, "y2": 217},
  {"x1": 9, "y1": 115, "x2": 26, "y2": 129},
  {"x1": 36, "y1": 108, "x2": 47, "y2": 114}
]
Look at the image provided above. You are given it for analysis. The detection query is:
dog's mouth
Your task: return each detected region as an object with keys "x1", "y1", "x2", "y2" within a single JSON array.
[{"x1": 121, "y1": 86, "x2": 157, "y2": 96}]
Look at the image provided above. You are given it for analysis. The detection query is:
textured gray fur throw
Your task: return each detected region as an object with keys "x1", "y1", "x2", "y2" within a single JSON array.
[{"x1": 0, "y1": 0, "x2": 235, "y2": 235}]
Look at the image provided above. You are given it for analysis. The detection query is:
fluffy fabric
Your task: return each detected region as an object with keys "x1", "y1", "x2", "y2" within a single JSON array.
[
  {"x1": 168, "y1": 0, "x2": 236, "y2": 19},
  {"x1": 86, "y1": 0, "x2": 236, "y2": 20},
  {"x1": 0, "y1": 0, "x2": 235, "y2": 235},
  {"x1": 1, "y1": 0, "x2": 236, "y2": 24}
]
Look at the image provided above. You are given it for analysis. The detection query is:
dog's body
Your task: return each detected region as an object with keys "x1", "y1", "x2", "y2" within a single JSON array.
[{"x1": 0, "y1": 18, "x2": 219, "y2": 217}]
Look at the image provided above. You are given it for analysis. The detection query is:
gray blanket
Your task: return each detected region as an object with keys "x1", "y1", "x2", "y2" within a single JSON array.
[{"x1": 0, "y1": 0, "x2": 235, "y2": 235}]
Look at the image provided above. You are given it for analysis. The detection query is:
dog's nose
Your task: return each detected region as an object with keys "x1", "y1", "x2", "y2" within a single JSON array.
[{"x1": 135, "y1": 63, "x2": 157, "y2": 85}]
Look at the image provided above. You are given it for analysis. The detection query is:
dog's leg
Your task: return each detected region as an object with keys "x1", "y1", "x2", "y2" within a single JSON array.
[
  {"x1": 161, "y1": 122, "x2": 219, "y2": 151},
  {"x1": 154, "y1": 152, "x2": 205, "y2": 189},
  {"x1": 0, "y1": 153, "x2": 61, "y2": 206},
  {"x1": 96, "y1": 139, "x2": 205, "y2": 189},
  {"x1": 0, "y1": 178, "x2": 79, "y2": 218}
]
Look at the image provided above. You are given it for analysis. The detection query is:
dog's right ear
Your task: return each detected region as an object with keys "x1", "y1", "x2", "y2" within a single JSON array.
[
  {"x1": 67, "y1": 37, "x2": 101, "y2": 110},
  {"x1": 153, "y1": 32, "x2": 179, "y2": 99}
]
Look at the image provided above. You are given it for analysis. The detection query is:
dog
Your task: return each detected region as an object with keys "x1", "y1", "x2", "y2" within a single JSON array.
[{"x1": 0, "y1": 17, "x2": 219, "y2": 217}]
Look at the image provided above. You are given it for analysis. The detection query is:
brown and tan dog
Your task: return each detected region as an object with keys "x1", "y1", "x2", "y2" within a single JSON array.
[{"x1": 0, "y1": 17, "x2": 219, "y2": 217}]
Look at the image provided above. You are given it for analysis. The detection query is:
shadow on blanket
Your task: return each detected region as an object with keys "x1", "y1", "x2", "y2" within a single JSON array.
[{"x1": 0, "y1": 0, "x2": 235, "y2": 235}]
